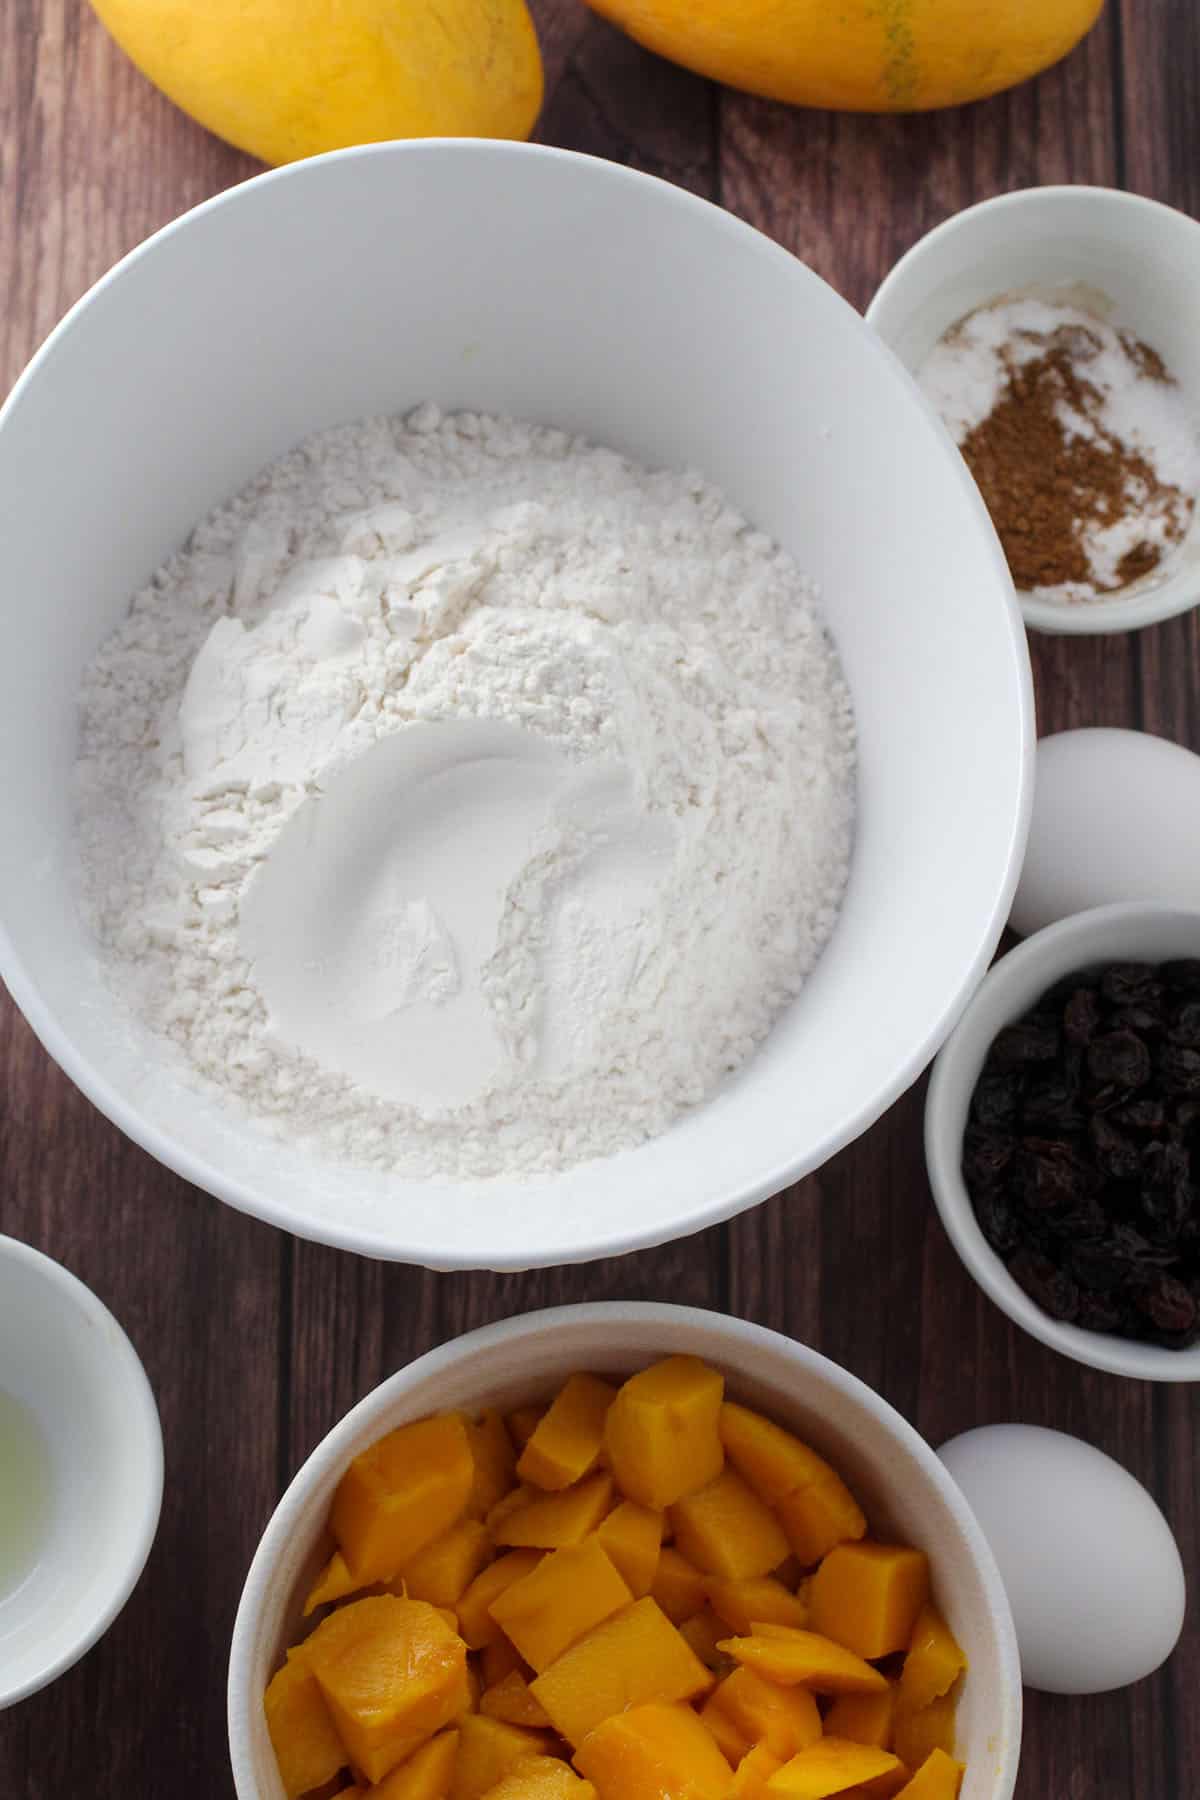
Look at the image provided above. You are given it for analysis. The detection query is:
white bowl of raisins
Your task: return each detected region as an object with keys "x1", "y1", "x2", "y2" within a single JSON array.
[{"x1": 926, "y1": 901, "x2": 1200, "y2": 1381}]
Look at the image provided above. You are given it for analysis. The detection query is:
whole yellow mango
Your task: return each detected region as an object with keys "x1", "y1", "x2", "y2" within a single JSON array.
[
  {"x1": 581, "y1": 0, "x2": 1103, "y2": 112},
  {"x1": 88, "y1": 0, "x2": 543, "y2": 165}
]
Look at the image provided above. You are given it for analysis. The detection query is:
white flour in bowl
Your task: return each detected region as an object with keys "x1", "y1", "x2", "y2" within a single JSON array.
[{"x1": 75, "y1": 405, "x2": 855, "y2": 1178}]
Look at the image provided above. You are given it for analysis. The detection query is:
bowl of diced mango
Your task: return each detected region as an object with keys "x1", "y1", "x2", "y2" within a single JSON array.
[{"x1": 229, "y1": 1304, "x2": 1021, "y2": 1800}]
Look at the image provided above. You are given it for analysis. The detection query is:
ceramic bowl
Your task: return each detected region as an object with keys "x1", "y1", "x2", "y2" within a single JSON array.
[
  {"x1": 0, "y1": 140, "x2": 1031, "y2": 1268},
  {"x1": 227, "y1": 1302, "x2": 1022, "y2": 1799},
  {"x1": 867, "y1": 185, "x2": 1200, "y2": 635},
  {"x1": 0, "y1": 1235, "x2": 163, "y2": 1707},
  {"x1": 926, "y1": 901, "x2": 1200, "y2": 1379}
]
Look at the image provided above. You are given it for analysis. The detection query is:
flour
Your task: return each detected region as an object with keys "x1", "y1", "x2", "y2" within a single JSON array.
[{"x1": 76, "y1": 405, "x2": 855, "y2": 1179}]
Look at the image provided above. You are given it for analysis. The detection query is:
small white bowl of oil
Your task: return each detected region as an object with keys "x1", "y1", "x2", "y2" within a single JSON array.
[{"x1": 0, "y1": 1235, "x2": 162, "y2": 1707}]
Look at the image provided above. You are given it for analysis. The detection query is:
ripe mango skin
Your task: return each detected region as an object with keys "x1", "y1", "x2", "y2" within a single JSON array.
[
  {"x1": 88, "y1": 0, "x2": 544, "y2": 165},
  {"x1": 582, "y1": 0, "x2": 1104, "y2": 113}
]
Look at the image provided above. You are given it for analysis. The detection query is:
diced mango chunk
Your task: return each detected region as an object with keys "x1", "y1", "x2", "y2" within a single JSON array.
[
  {"x1": 604, "y1": 1357, "x2": 725, "y2": 1510},
  {"x1": 698, "y1": 1691, "x2": 751, "y2": 1765},
  {"x1": 719, "y1": 1404, "x2": 839, "y2": 1505},
  {"x1": 708, "y1": 1665, "x2": 822, "y2": 1760},
  {"x1": 774, "y1": 1477, "x2": 867, "y2": 1569},
  {"x1": 892, "y1": 1693, "x2": 957, "y2": 1773},
  {"x1": 840, "y1": 1767, "x2": 913, "y2": 1800},
  {"x1": 480, "y1": 1755, "x2": 598, "y2": 1799},
  {"x1": 517, "y1": 1375, "x2": 616, "y2": 1492},
  {"x1": 459, "y1": 1662, "x2": 483, "y2": 1719},
  {"x1": 678, "y1": 1607, "x2": 730, "y2": 1670},
  {"x1": 671, "y1": 1468, "x2": 790, "y2": 1580},
  {"x1": 301, "y1": 1595, "x2": 468, "y2": 1784},
  {"x1": 574, "y1": 1700, "x2": 732, "y2": 1800},
  {"x1": 718, "y1": 1627, "x2": 888, "y2": 1695},
  {"x1": 731, "y1": 1744, "x2": 785, "y2": 1799},
  {"x1": 506, "y1": 1408, "x2": 545, "y2": 1451},
  {"x1": 650, "y1": 1546, "x2": 710, "y2": 1623},
  {"x1": 399, "y1": 1519, "x2": 494, "y2": 1609},
  {"x1": 331, "y1": 1415, "x2": 475, "y2": 1584},
  {"x1": 373, "y1": 1728, "x2": 460, "y2": 1800},
  {"x1": 488, "y1": 1538, "x2": 632, "y2": 1673},
  {"x1": 811, "y1": 1542, "x2": 930, "y2": 1661},
  {"x1": 304, "y1": 1548, "x2": 363, "y2": 1617},
  {"x1": 824, "y1": 1687, "x2": 897, "y2": 1750},
  {"x1": 450, "y1": 1715, "x2": 553, "y2": 1800},
  {"x1": 264, "y1": 1654, "x2": 348, "y2": 1799},
  {"x1": 481, "y1": 1670, "x2": 552, "y2": 1729},
  {"x1": 706, "y1": 1575, "x2": 810, "y2": 1635},
  {"x1": 463, "y1": 1412, "x2": 519, "y2": 1521},
  {"x1": 899, "y1": 1607, "x2": 967, "y2": 1715},
  {"x1": 595, "y1": 1501, "x2": 662, "y2": 1597},
  {"x1": 530, "y1": 1597, "x2": 713, "y2": 1747},
  {"x1": 893, "y1": 1749, "x2": 965, "y2": 1800},
  {"x1": 481, "y1": 1637, "x2": 525, "y2": 1689},
  {"x1": 764, "y1": 1739, "x2": 902, "y2": 1799},
  {"x1": 458, "y1": 1551, "x2": 543, "y2": 1650},
  {"x1": 492, "y1": 1474, "x2": 614, "y2": 1550}
]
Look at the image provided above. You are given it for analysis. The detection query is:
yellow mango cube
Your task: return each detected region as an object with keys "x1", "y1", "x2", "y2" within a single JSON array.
[
  {"x1": 450, "y1": 1715, "x2": 553, "y2": 1800},
  {"x1": 530, "y1": 1597, "x2": 713, "y2": 1747},
  {"x1": 708, "y1": 1665, "x2": 822, "y2": 1760},
  {"x1": 595, "y1": 1501, "x2": 662, "y2": 1597},
  {"x1": 331, "y1": 1415, "x2": 475, "y2": 1583},
  {"x1": 765, "y1": 1739, "x2": 902, "y2": 1799},
  {"x1": 373, "y1": 1729, "x2": 460, "y2": 1800},
  {"x1": 717, "y1": 1626, "x2": 887, "y2": 1694},
  {"x1": 719, "y1": 1404, "x2": 839, "y2": 1504},
  {"x1": 264, "y1": 1654, "x2": 348, "y2": 1799},
  {"x1": 517, "y1": 1375, "x2": 616, "y2": 1492},
  {"x1": 810, "y1": 1542, "x2": 930, "y2": 1661},
  {"x1": 399, "y1": 1519, "x2": 494, "y2": 1609},
  {"x1": 671, "y1": 1468, "x2": 790, "y2": 1580},
  {"x1": 304, "y1": 1548, "x2": 362, "y2": 1617},
  {"x1": 824, "y1": 1686, "x2": 897, "y2": 1749},
  {"x1": 302, "y1": 1595, "x2": 469, "y2": 1784},
  {"x1": 899, "y1": 1607, "x2": 967, "y2": 1714},
  {"x1": 604, "y1": 1357, "x2": 725, "y2": 1509},
  {"x1": 481, "y1": 1637, "x2": 526, "y2": 1689},
  {"x1": 574, "y1": 1700, "x2": 732, "y2": 1800},
  {"x1": 488, "y1": 1538, "x2": 633, "y2": 1672},
  {"x1": 774, "y1": 1476, "x2": 867, "y2": 1569},
  {"x1": 492, "y1": 1474, "x2": 614, "y2": 1550},
  {"x1": 893, "y1": 1693, "x2": 957, "y2": 1773},
  {"x1": 458, "y1": 1551, "x2": 543, "y2": 1650},
  {"x1": 479, "y1": 1755, "x2": 598, "y2": 1799},
  {"x1": 650, "y1": 1546, "x2": 710, "y2": 1623},
  {"x1": 705, "y1": 1575, "x2": 809, "y2": 1635},
  {"x1": 481, "y1": 1670, "x2": 552, "y2": 1730},
  {"x1": 893, "y1": 1749, "x2": 965, "y2": 1799},
  {"x1": 506, "y1": 1407, "x2": 545, "y2": 1451},
  {"x1": 462, "y1": 1411, "x2": 519, "y2": 1520},
  {"x1": 698, "y1": 1692, "x2": 751, "y2": 1765},
  {"x1": 459, "y1": 1662, "x2": 483, "y2": 1719},
  {"x1": 731, "y1": 1744, "x2": 784, "y2": 1798},
  {"x1": 677, "y1": 1607, "x2": 730, "y2": 1670},
  {"x1": 852, "y1": 1767, "x2": 914, "y2": 1800}
]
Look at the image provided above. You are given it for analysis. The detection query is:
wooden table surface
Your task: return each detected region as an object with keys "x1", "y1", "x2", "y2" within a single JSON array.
[{"x1": 2, "y1": 2, "x2": 1198, "y2": 1793}]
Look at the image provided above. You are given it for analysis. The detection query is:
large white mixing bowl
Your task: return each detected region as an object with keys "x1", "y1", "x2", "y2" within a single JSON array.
[{"x1": 0, "y1": 142, "x2": 1032, "y2": 1268}]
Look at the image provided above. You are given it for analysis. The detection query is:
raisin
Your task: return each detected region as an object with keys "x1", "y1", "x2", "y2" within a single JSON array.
[
  {"x1": 1101, "y1": 963, "x2": 1163, "y2": 1009},
  {"x1": 1162, "y1": 959, "x2": 1200, "y2": 994},
  {"x1": 1015, "y1": 1139, "x2": 1092, "y2": 1211},
  {"x1": 975, "y1": 1191, "x2": 1023, "y2": 1256},
  {"x1": 1168, "y1": 1000, "x2": 1200, "y2": 1047},
  {"x1": 990, "y1": 1018, "x2": 1059, "y2": 1070},
  {"x1": 1160, "y1": 1044, "x2": 1200, "y2": 1095},
  {"x1": 1076, "y1": 1291, "x2": 1130, "y2": 1335},
  {"x1": 1008, "y1": 1248, "x2": 1080, "y2": 1322},
  {"x1": 1112, "y1": 1097, "x2": 1166, "y2": 1133},
  {"x1": 1087, "y1": 1030, "x2": 1151, "y2": 1089},
  {"x1": 1022, "y1": 1076, "x2": 1083, "y2": 1131},
  {"x1": 1135, "y1": 1274, "x2": 1197, "y2": 1334},
  {"x1": 1089, "y1": 1113, "x2": 1140, "y2": 1181},
  {"x1": 970, "y1": 1072, "x2": 1021, "y2": 1129},
  {"x1": 1063, "y1": 986, "x2": 1102, "y2": 1045},
  {"x1": 962, "y1": 1126, "x2": 1015, "y2": 1188}
]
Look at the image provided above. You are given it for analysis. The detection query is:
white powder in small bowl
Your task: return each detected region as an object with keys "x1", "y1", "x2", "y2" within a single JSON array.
[{"x1": 75, "y1": 406, "x2": 855, "y2": 1180}]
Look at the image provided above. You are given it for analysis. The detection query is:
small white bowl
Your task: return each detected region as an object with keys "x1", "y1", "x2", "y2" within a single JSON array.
[
  {"x1": 0, "y1": 1235, "x2": 163, "y2": 1707},
  {"x1": 228, "y1": 1301, "x2": 1022, "y2": 1800},
  {"x1": 926, "y1": 902, "x2": 1200, "y2": 1380},
  {"x1": 867, "y1": 186, "x2": 1200, "y2": 636}
]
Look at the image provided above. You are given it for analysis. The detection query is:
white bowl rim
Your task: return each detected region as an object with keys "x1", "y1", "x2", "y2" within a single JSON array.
[
  {"x1": 0, "y1": 1233, "x2": 164, "y2": 1707},
  {"x1": 0, "y1": 137, "x2": 1034, "y2": 1269},
  {"x1": 866, "y1": 182, "x2": 1200, "y2": 637},
  {"x1": 226, "y1": 1299, "x2": 1022, "y2": 1794},
  {"x1": 925, "y1": 899, "x2": 1200, "y2": 1381}
]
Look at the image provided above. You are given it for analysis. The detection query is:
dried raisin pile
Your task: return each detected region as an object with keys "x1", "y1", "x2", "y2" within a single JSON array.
[{"x1": 963, "y1": 958, "x2": 1200, "y2": 1348}]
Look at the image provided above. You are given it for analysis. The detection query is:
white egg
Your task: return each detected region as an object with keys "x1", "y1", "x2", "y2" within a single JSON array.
[
  {"x1": 939, "y1": 1424, "x2": 1185, "y2": 1694},
  {"x1": 1010, "y1": 728, "x2": 1200, "y2": 937}
]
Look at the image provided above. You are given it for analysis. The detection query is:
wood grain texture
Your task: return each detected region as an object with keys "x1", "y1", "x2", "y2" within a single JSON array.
[{"x1": 0, "y1": 1, "x2": 1195, "y2": 1794}]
